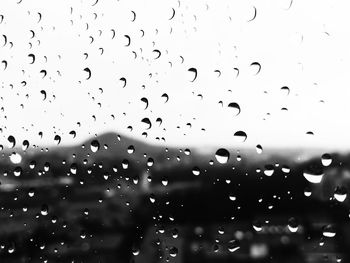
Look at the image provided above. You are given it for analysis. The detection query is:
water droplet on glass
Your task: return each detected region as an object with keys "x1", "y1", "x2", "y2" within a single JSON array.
[
  {"x1": 303, "y1": 170, "x2": 324, "y2": 184},
  {"x1": 192, "y1": 166, "x2": 200, "y2": 176},
  {"x1": 7, "y1": 135, "x2": 16, "y2": 148},
  {"x1": 322, "y1": 225, "x2": 336, "y2": 237},
  {"x1": 187, "y1": 67, "x2": 197, "y2": 82},
  {"x1": 10, "y1": 152, "x2": 22, "y2": 164},
  {"x1": 90, "y1": 140, "x2": 100, "y2": 152},
  {"x1": 287, "y1": 217, "x2": 299, "y2": 233},
  {"x1": 141, "y1": 118, "x2": 152, "y2": 130},
  {"x1": 228, "y1": 102, "x2": 241, "y2": 116},
  {"x1": 233, "y1": 131, "x2": 247, "y2": 142},
  {"x1": 169, "y1": 246, "x2": 178, "y2": 257},
  {"x1": 256, "y1": 144, "x2": 263, "y2": 154},
  {"x1": 334, "y1": 186, "x2": 347, "y2": 202},
  {"x1": 54, "y1": 135, "x2": 61, "y2": 145},
  {"x1": 321, "y1": 153, "x2": 332, "y2": 166},
  {"x1": 215, "y1": 148, "x2": 230, "y2": 164},
  {"x1": 227, "y1": 240, "x2": 240, "y2": 253}
]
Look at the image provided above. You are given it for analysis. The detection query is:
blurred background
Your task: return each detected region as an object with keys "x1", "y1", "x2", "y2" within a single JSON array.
[{"x1": 0, "y1": 0, "x2": 350, "y2": 262}]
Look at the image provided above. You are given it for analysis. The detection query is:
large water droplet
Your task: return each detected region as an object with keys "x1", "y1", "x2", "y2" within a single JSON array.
[
  {"x1": 215, "y1": 148, "x2": 230, "y2": 164},
  {"x1": 303, "y1": 171, "x2": 324, "y2": 184},
  {"x1": 9, "y1": 152, "x2": 22, "y2": 164}
]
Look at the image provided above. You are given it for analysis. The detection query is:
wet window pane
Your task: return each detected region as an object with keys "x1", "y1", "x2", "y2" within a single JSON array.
[{"x1": 0, "y1": 0, "x2": 349, "y2": 262}]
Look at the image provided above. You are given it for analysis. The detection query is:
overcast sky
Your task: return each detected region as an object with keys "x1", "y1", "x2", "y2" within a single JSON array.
[{"x1": 1, "y1": 0, "x2": 350, "y2": 152}]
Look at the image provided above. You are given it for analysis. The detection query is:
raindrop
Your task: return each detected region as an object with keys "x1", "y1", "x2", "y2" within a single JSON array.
[
  {"x1": 192, "y1": 166, "x2": 200, "y2": 176},
  {"x1": 334, "y1": 186, "x2": 347, "y2": 202},
  {"x1": 321, "y1": 153, "x2": 332, "y2": 166},
  {"x1": 227, "y1": 240, "x2": 240, "y2": 253},
  {"x1": 322, "y1": 225, "x2": 336, "y2": 237},
  {"x1": 41, "y1": 204, "x2": 49, "y2": 216},
  {"x1": 215, "y1": 148, "x2": 230, "y2": 164},
  {"x1": 10, "y1": 152, "x2": 22, "y2": 164},
  {"x1": 250, "y1": 62, "x2": 261, "y2": 75},
  {"x1": 69, "y1": 130, "x2": 76, "y2": 138},
  {"x1": 281, "y1": 86, "x2": 290, "y2": 96},
  {"x1": 188, "y1": 67, "x2": 198, "y2": 82},
  {"x1": 141, "y1": 118, "x2": 152, "y2": 129},
  {"x1": 147, "y1": 158, "x2": 154, "y2": 167},
  {"x1": 228, "y1": 102, "x2": 241, "y2": 116},
  {"x1": 152, "y1": 49, "x2": 161, "y2": 59},
  {"x1": 169, "y1": 246, "x2": 178, "y2": 257},
  {"x1": 54, "y1": 135, "x2": 61, "y2": 145},
  {"x1": 303, "y1": 169, "x2": 324, "y2": 184},
  {"x1": 127, "y1": 145, "x2": 135, "y2": 154},
  {"x1": 22, "y1": 140, "x2": 29, "y2": 150},
  {"x1": 8, "y1": 135, "x2": 16, "y2": 148},
  {"x1": 119, "y1": 77, "x2": 127, "y2": 88},
  {"x1": 233, "y1": 131, "x2": 247, "y2": 142},
  {"x1": 287, "y1": 217, "x2": 299, "y2": 233},
  {"x1": 161, "y1": 93, "x2": 169, "y2": 103},
  {"x1": 83, "y1": 67, "x2": 91, "y2": 80},
  {"x1": 90, "y1": 140, "x2": 100, "y2": 152},
  {"x1": 169, "y1": 8, "x2": 175, "y2": 20},
  {"x1": 264, "y1": 165, "x2": 274, "y2": 176},
  {"x1": 256, "y1": 144, "x2": 263, "y2": 154},
  {"x1": 40, "y1": 90, "x2": 46, "y2": 100},
  {"x1": 140, "y1": 97, "x2": 148, "y2": 109},
  {"x1": 247, "y1": 6, "x2": 257, "y2": 22},
  {"x1": 252, "y1": 220, "x2": 262, "y2": 232}
]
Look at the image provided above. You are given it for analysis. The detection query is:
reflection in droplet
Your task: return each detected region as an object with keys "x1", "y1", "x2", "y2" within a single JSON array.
[{"x1": 215, "y1": 148, "x2": 230, "y2": 164}]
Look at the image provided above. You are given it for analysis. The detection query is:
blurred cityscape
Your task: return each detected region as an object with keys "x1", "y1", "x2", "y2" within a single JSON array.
[{"x1": 0, "y1": 132, "x2": 349, "y2": 262}]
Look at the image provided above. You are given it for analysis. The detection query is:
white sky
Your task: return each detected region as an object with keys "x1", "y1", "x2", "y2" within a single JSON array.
[{"x1": 0, "y1": 0, "x2": 350, "y2": 151}]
